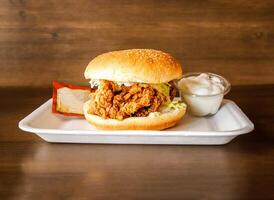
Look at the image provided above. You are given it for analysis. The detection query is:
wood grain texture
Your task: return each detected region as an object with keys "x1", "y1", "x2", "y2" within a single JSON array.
[
  {"x1": 0, "y1": 0, "x2": 274, "y2": 87},
  {"x1": 0, "y1": 85, "x2": 274, "y2": 199}
]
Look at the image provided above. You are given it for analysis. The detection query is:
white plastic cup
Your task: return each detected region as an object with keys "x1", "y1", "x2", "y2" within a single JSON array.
[{"x1": 178, "y1": 72, "x2": 231, "y2": 117}]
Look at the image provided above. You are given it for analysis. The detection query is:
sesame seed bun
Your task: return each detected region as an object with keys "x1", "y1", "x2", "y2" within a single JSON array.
[{"x1": 84, "y1": 49, "x2": 182, "y2": 83}]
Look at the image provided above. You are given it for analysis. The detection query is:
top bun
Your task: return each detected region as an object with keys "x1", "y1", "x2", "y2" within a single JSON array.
[{"x1": 84, "y1": 49, "x2": 182, "y2": 83}]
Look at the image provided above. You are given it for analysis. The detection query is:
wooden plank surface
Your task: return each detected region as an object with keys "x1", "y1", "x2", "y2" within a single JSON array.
[
  {"x1": 0, "y1": 85, "x2": 274, "y2": 199},
  {"x1": 0, "y1": 0, "x2": 274, "y2": 87}
]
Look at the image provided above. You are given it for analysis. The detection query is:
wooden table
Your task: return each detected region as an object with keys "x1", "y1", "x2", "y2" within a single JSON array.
[{"x1": 0, "y1": 85, "x2": 273, "y2": 199}]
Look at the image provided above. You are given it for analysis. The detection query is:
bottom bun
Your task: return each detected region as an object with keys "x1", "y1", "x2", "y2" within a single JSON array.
[{"x1": 83, "y1": 100, "x2": 186, "y2": 130}]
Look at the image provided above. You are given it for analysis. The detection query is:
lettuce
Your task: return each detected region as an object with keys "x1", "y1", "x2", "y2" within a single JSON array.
[
  {"x1": 158, "y1": 100, "x2": 186, "y2": 113},
  {"x1": 151, "y1": 83, "x2": 170, "y2": 97},
  {"x1": 167, "y1": 101, "x2": 186, "y2": 110}
]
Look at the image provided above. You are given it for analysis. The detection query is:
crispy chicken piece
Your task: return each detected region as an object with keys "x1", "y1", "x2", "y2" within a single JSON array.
[{"x1": 88, "y1": 80, "x2": 168, "y2": 120}]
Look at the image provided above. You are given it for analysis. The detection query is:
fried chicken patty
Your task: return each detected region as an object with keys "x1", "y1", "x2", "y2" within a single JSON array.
[{"x1": 87, "y1": 80, "x2": 171, "y2": 120}]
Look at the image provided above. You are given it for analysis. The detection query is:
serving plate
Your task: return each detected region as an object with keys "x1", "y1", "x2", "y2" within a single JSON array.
[{"x1": 19, "y1": 99, "x2": 254, "y2": 145}]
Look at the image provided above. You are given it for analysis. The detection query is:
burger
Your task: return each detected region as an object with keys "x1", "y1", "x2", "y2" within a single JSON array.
[{"x1": 83, "y1": 49, "x2": 186, "y2": 130}]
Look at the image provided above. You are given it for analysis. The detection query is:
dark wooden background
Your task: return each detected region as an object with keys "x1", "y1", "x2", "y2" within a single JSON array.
[
  {"x1": 1, "y1": 1, "x2": 274, "y2": 199},
  {"x1": 0, "y1": 0, "x2": 274, "y2": 87}
]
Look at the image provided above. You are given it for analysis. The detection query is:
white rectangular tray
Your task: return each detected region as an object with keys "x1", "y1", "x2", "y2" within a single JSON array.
[{"x1": 19, "y1": 99, "x2": 254, "y2": 145}]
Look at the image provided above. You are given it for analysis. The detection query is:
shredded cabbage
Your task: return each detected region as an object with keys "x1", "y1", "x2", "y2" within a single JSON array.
[
  {"x1": 159, "y1": 100, "x2": 186, "y2": 113},
  {"x1": 167, "y1": 101, "x2": 186, "y2": 110}
]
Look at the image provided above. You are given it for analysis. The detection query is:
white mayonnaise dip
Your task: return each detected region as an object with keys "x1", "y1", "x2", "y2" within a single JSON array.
[{"x1": 178, "y1": 73, "x2": 229, "y2": 116}]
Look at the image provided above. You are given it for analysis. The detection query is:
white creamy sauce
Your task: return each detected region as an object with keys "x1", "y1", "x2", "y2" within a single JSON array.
[
  {"x1": 178, "y1": 73, "x2": 224, "y2": 96},
  {"x1": 89, "y1": 79, "x2": 135, "y2": 87},
  {"x1": 89, "y1": 79, "x2": 100, "y2": 88},
  {"x1": 178, "y1": 73, "x2": 225, "y2": 116},
  {"x1": 116, "y1": 82, "x2": 135, "y2": 86},
  {"x1": 148, "y1": 112, "x2": 161, "y2": 117}
]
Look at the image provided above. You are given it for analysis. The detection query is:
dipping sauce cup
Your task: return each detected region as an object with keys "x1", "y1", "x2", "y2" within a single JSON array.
[{"x1": 177, "y1": 72, "x2": 231, "y2": 117}]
